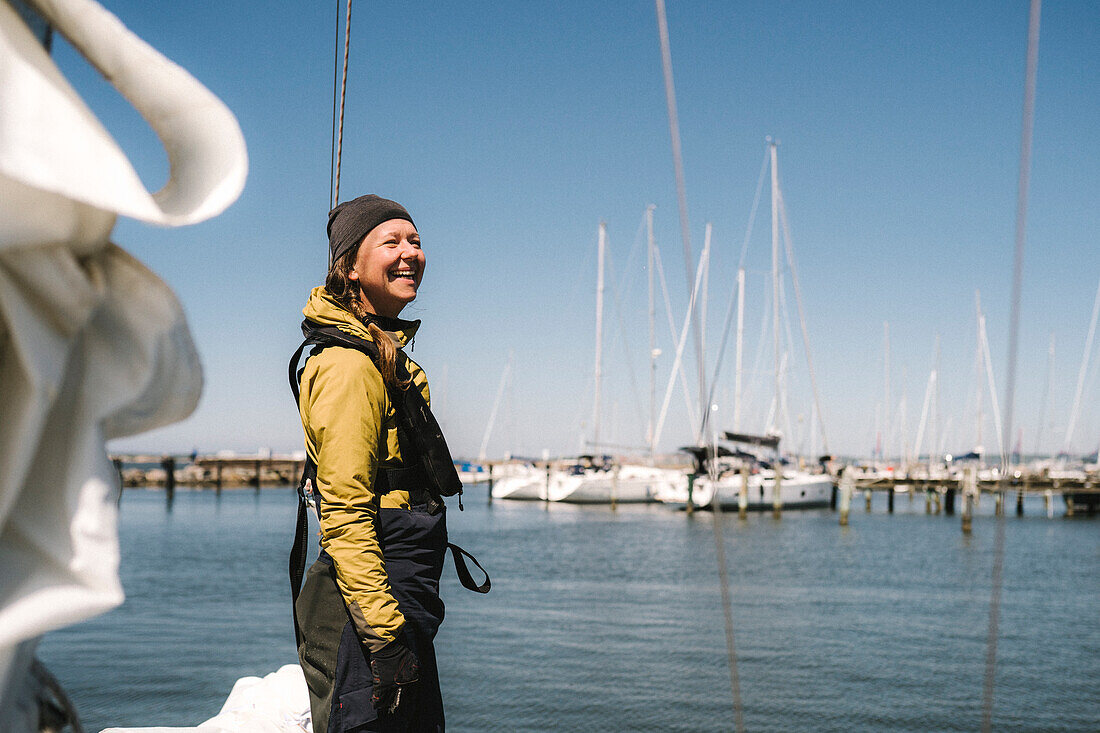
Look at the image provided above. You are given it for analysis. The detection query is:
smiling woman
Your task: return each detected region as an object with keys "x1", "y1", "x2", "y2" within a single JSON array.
[{"x1": 290, "y1": 194, "x2": 463, "y2": 733}]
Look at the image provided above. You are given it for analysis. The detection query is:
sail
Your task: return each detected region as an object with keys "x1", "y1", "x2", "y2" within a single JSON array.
[{"x1": 0, "y1": 0, "x2": 246, "y2": 728}]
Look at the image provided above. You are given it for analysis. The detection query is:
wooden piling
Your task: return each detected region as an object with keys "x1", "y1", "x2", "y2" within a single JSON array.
[
  {"x1": 686, "y1": 473, "x2": 695, "y2": 515},
  {"x1": 887, "y1": 487, "x2": 895, "y2": 513},
  {"x1": 864, "y1": 488, "x2": 872, "y2": 512},
  {"x1": 738, "y1": 466, "x2": 749, "y2": 519},
  {"x1": 544, "y1": 463, "x2": 551, "y2": 503},
  {"x1": 772, "y1": 471, "x2": 783, "y2": 518},
  {"x1": 162, "y1": 456, "x2": 175, "y2": 502},
  {"x1": 215, "y1": 462, "x2": 223, "y2": 493},
  {"x1": 944, "y1": 487, "x2": 956, "y2": 515},
  {"x1": 610, "y1": 464, "x2": 619, "y2": 510},
  {"x1": 994, "y1": 490, "x2": 1004, "y2": 516},
  {"x1": 487, "y1": 463, "x2": 494, "y2": 505},
  {"x1": 839, "y1": 473, "x2": 852, "y2": 526},
  {"x1": 961, "y1": 467, "x2": 975, "y2": 534},
  {"x1": 253, "y1": 460, "x2": 263, "y2": 491},
  {"x1": 1016, "y1": 487, "x2": 1025, "y2": 516},
  {"x1": 830, "y1": 482, "x2": 837, "y2": 510},
  {"x1": 1044, "y1": 489, "x2": 1052, "y2": 518}
]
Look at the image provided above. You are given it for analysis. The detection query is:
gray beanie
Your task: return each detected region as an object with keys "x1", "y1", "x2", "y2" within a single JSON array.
[{"x1": 327, "y1": 194, "x2": 416, "y2": 266}]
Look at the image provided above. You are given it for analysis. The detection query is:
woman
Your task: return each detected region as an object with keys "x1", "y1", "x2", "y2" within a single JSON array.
[{"x1": 293, "y1": 194, "x2": 450, "y2": 733}]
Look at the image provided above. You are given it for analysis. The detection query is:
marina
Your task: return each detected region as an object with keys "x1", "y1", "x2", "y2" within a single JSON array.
[
  {"x1": 37, "y1": 487, "x2": 1100, "y2": 732},
  {"x1": 113, "y1": 453, "x2": 1100, "y2": 519},
  {"x1": 3, "y1": 1, "x2": 1098, "y2": 731}
]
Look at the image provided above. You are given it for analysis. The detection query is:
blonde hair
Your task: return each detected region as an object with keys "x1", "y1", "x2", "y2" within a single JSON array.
[{"x1": 326, "y1": 249, "x2": 411, "y2": 391}]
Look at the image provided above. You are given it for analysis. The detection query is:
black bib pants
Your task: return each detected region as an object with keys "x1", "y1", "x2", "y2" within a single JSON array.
[{"x1": 297, "y1": 503, "x2": 448, "y2": 733}]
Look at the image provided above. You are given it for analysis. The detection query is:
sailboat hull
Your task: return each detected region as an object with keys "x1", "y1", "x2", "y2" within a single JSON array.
[
  {"x1": 658, "y1": 472, "x2": 833, "y2": 510},
  {"x1": 547, "y1": 466, "x2": 685, "y2": 504}
]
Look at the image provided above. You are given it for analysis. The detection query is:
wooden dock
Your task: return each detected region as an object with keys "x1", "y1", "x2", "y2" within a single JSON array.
[
  {"x1": 845, "y1": 469, "x2": 1100, "y2": 517},
  {"x1": 111, "y1": 455, "x2": 305, "y2": 490}
]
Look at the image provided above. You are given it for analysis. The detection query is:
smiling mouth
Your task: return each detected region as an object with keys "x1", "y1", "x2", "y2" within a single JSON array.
[{"x1": 389, "y1": 267, "x2": 417, "y2": 281}]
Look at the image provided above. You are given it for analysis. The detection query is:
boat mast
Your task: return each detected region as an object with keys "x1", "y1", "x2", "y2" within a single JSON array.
[
  {"x1": 769, "y1": 139, "x2": 780, "y2": 440},
  {"x1": 932, "y1": 335, "x2": 941, "y2": 465},
  {"x1": 734, "y1": 267, "x2": 745, "y2": 432},
  {"x1": 1063, "y1": 276, "x2": 1100, "y2": 456},
  {"x1": 1034, "y1": 332, "x2": 1055, "y2": 456},
  {"x1": 478, "y1": 353, "x2": 514, "y2": 462},
  {"x1": 975, "y1": 291, "x2": 984, "y2": 461},
  {"x1": 884, "y1": 321, "x2": 891, "y2": 463},
  {"x1": 593, "y1": 222, "x2": 606, "y2": 451},
  {"x1": 647, "y1": 205, "x2": 657, "y2": 460},
  {"x1": 702, "y1": 222, "x2": 712, "y2": 440}
]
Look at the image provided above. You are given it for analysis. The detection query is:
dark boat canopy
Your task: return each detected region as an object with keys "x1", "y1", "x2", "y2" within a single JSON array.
[
  {"x1": 679, "y1": 445, "x2": 739, "y2": 462},
  {"x1": 679, "y1": 445, "x2": 763, "y2": 473},
  {"x1": 722, "y1": 431, "x2": 781, "y2": 449}
]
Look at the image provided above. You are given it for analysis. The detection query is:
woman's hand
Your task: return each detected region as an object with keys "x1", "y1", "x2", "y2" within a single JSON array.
[{"x1": 370, "y1": 636, "x2": 420, "y2": 714}]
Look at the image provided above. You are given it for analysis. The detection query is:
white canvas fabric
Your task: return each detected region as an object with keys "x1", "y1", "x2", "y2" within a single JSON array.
[
  {"x1": 0, "y1": 0, "x2": 247, "y2": 729},
  {"x1": 100, "y1": 665, "x2": 313, "y2": 733}
]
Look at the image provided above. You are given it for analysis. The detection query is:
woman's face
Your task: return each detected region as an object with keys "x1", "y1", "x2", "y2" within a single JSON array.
[{"x1": 348, "y1": 218, "x2": 425, "y2": 318}]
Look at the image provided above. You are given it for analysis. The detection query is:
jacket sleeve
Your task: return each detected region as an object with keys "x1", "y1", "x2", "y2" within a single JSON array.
[{"x1": 299, "y1": 347, "x2": 405, "y2": 652}]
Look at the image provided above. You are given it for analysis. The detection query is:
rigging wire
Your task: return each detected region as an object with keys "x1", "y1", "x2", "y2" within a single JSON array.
[
  {"x1": 777, "y1": 190, "x2": 830, "y2": 455},
  {"x1": 984, "y1": 2, "x2": 1041, "y2": 730},
  {"x1": 655, "y1": 0, "x2": 706, "y2": 423},
  {"x1": 653, "y1": 245, "x2": 701, "y2": 432},
  {"x1": 601, "y1": 245, "x2": 648, "y2": 432},
  {"x1": 328, "y1": 0, "x2": 341, "y2": 211},
  {"x1": 699, "y1": 146, "x2": 769, "y2": 439},
  {"x1": 332, "y1": 0, "x2": 354, "y2": 209}
]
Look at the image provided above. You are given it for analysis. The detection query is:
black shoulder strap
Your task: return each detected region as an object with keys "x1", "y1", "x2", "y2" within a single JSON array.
[
  {"x1": 287, "y1": 320, "x2": 487, "y2": 646},
  {"x1": 295, "y1": 321, "x2": 464, "y2": 502},
  {"x1": 288, "y1": 327, "x2": 330, "y2": 647}
]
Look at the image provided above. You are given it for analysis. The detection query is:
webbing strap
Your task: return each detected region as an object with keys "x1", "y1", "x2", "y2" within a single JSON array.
[
  {"x1": 289, "y1": 457, "x2": 317, "y2": 648},
  {"x1": 446, "y1": 542, "x2": 491, "y2": 594}
]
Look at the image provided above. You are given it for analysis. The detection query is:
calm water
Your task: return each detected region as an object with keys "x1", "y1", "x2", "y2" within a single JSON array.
[{"x1": 39, "y1": 487, "x2": 1099, "y2": 732}]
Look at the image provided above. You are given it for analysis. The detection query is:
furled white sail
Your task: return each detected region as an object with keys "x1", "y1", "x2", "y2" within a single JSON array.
[{"x1": 0, "y1": 0, "x2": 246, "y2": 729}]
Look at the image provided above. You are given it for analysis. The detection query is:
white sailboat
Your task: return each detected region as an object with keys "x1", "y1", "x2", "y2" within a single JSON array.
[
  {"x1": 660, "y1": 140, "x2": 833, "y2": 510},
  {"x1": 539, "y1": 219, "x2": 686, "y2": 504}
]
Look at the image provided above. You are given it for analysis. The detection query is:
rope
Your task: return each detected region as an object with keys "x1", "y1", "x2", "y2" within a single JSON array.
[
  {"x1": 328, "y1": 0, "x2": 340, "y2": 209},
  {"x1": 711, "y1": 505, "x2": 745, "y2": 733},
  {"x1": 333, "y1": 0, "x2": 354, "y2": 208},
  {"x1": 984, "y1": 2, "x2": 1041, "y2": 729}
]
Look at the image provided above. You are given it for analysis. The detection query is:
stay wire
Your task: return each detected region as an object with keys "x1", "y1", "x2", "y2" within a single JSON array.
[
  {"x1": 601, "y1": 245, "x2": 648, "y2": 433},
  {"x1": 333, "y1": 0, "x2": 353, "y2": 209},
  {"x1": 984, "y1": 2, "x2": 1041, "y2": 730},
  {"x1": 655, "y1": 0, "x2": 706, "y2": 424},
  {"x1": 328, "y1": 0, "x2": 340, "y2": 210},
  {"x1": 700, "y1": 147, "x2": 769, "y2": 439}
]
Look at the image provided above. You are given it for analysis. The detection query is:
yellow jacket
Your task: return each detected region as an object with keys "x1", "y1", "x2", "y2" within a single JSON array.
[{"x1": 297, "y1": 286, "x2": 431, "y2": 652}]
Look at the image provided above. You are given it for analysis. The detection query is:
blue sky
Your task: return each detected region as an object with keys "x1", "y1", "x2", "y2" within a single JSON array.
[{"x1": 53, "y1": 1, "x2": 1099, "y2": 459}]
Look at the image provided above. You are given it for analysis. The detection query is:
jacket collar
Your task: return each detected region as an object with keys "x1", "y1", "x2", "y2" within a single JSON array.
[{"x1": 302, "y1": 286, "x2": 420, "y2": 348}]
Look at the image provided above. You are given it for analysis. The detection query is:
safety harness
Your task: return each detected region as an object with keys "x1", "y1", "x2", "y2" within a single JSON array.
[{"x1": 288, "y1": 319, "x2": 489, "y2": 647}]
